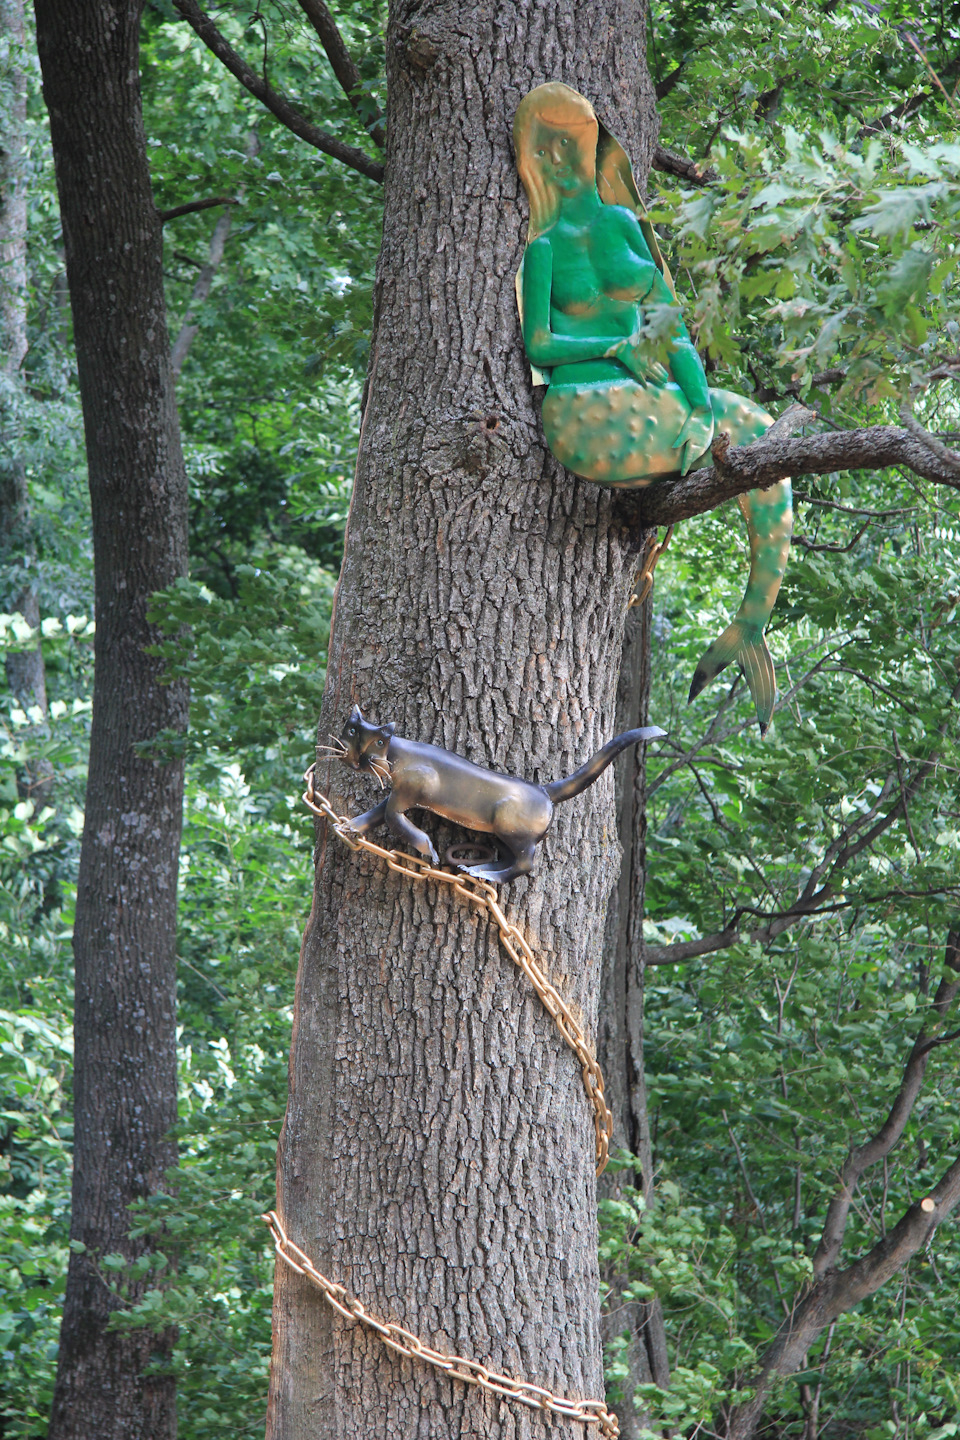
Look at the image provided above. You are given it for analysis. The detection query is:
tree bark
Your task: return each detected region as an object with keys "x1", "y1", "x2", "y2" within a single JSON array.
[
  {"x1": 598, "y1": 588, "x2": 670, "y2": 1438},
  {"x1": 267, "y1": 4, "x2": 659, "y2": 1436},
  {"x1": 0, "y1": 0, "x2": 48, "y2": 732},
  {"x1": 35, "y1": 3, "x2": 189, "y2": 1438}
]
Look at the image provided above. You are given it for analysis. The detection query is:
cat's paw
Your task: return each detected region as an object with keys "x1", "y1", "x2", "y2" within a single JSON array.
[{"x1": 462, "y1": 863, "x2": 502, "y2": 882}]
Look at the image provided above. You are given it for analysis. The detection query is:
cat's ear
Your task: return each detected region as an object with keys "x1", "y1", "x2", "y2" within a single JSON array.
[
  {"x1": 349, "y1": 703, "x2": 363, "y2": 724},
  {"x1": 378, "y1": 723, "x2": 395, "y2": 742}
]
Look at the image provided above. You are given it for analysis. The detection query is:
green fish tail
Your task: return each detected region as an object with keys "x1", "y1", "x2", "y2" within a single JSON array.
[{"x1": 688, "y1": 620, "x2": 777, "y2": 736}]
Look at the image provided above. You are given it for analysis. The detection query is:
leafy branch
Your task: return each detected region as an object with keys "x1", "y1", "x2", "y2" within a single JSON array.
[
  {"x1": 645, "y1": 677, "x2": 960, "y2": 967},
  {"x1": 171, "y1": 0, "x2": 384, "y2": 183},
  {"x1": 725, "y1": 930, "x2": 960, "y2": 1440},
  {"x1": 295, "y1": 0, "x2": 385, "y2": 150}
]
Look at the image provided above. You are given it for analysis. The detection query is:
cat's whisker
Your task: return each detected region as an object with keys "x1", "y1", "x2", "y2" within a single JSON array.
[
  {"x1": 370, "y1": 760, "x2": 392, "y2": 788},
  {"x1": 370, "y1": 766, "x2": 386, "y2": 790},
  {"x1": 315, "y1": 745, "x2": 346, "y2": 756}
]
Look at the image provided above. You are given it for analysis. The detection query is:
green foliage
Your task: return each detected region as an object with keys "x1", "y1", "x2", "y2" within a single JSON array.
[
  {"x1": 5, "y1": 0, "x2": 960, "y2": 1437},
  {"x1": 148, "y1": 546, "x2": 336, "y2": 764}
]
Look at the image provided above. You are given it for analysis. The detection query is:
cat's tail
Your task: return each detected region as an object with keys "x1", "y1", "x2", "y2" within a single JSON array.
[
  {"x1": 544, "y1": 726, "x2": 667, "y2": 804},
  {"x1": 688, "y1": 620, "x2": 776, "y2": 736}
]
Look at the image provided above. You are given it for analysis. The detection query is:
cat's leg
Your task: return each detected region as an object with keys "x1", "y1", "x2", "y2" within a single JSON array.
[
  {"x1": 687, "y1": 389, "x2": 793, "y2": 735},
  {"x1": 384, "y1": 794, "x2": 440, "y2": 866},
  {"x1": 350, "y1": 798, "x2": 388, "y2": 834}
]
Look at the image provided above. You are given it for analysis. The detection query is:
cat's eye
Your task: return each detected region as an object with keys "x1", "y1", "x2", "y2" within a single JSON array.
[
  {"x1": 348, "y1": 726, "x2": 356, "y2": 736},
  {"x1": 560, "y1": 137, "x2": 568, "y2": 146},
  {"x1": 536, "y1": 148, "x2": 544, "y2": 157}
]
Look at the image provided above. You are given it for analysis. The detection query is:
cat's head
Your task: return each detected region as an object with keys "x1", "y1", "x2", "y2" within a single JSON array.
[{"x1": 338, "y1": 705, "x2": 395, "y2": 778}]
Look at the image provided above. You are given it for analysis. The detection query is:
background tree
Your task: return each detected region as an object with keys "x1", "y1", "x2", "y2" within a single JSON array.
[
  {"x1": 32, "y1": 1, "x2": 189, "y2": 1436},
  {"x1": 2, "y1": 2, "x2": 960, "y2": 1439},
  {"x1": 0, "y1": 0, "x2": 47, "y2": 733}
]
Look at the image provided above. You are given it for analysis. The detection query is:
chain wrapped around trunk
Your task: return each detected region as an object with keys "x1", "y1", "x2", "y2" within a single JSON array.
[{"x1": 262, "y1": 764, "x2": 620, "y2": 1438}]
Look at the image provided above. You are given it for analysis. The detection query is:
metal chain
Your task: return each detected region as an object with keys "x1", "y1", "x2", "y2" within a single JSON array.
[
  {"x1": 302, "y1": 766, "x2": 613, "y2": 1175},
  {"x1": 264, "y1": 766, "x2": 621, "y2": 1438},
  {"x1": 628, "y1": 524, "x2": 674, "y2": 609},
  {"x1": 263, "y1": 1209, "x2": 620, "y2": 1438}
]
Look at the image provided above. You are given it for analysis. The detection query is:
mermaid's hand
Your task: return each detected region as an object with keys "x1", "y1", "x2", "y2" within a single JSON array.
[
  {"x1": 606, "y1": 338, "x2": 669, "y2": 387},
  {"x1": 674, "y1": 405, "x2": 715, "y2": 475}
]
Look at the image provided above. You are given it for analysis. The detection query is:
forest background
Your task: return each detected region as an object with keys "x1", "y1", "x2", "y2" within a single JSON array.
[{"x1": 2, "y1": 0, "x2": 960, "y2": 1437}]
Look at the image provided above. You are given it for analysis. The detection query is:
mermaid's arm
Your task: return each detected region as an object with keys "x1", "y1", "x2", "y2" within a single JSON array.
[
  {"x1": 609, "y1": 211, "x2": 713, "y2": 467},
  {"x1": 521, "y1": 236, "x2": 659, "y2": 370}
]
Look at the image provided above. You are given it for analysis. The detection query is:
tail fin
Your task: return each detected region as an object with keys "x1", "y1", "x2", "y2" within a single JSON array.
[
  {"x1": 688, "y1": 620, "x2": 776, "y2": 736},
  {"x1": 544, "y1": 725, "x2": 667, "y2": 803}
]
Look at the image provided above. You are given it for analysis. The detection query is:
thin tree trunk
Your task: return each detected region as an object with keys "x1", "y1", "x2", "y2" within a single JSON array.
[
  {"x1": 170, "y1": 208, "x2": 233, "y2": 378},
  {"x1": 599, "y1": 587, "x2": 671, "y2": 1438},
  {"x1": 170, "y1": 132, "x2": 257, "y2": 380},
  {"x1": 35, "y1": 3, "x2": 189, "y2": 1437},
  {"x1": 0, "y1": 0, "x2": 48, "y2": 735},
  {"x1": 266, "y1": 3, "x2": 659, "y2": 1436}
]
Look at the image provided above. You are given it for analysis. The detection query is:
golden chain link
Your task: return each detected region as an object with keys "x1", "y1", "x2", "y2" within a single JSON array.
[
  {"x1": 263, "y1": 1210, "x2": 620, "y2": 1438},
  {"x1": 627, "y1": 524, "x2": 674, "y2": 609},
  {"x1": 301, "y1": 766, "x2": 613, "y2": 1175},
  {"x1": 262, "y1": 766, "x2": 620, "y2": 1438}
]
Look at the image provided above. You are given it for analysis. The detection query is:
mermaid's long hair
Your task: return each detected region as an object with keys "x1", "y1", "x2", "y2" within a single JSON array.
[
  {"x1": 513, "y1": 81, "x2": 676, "y2": 323},
  {"x1": 513, "y1": 82, "x2": 599, "y2": 240}
]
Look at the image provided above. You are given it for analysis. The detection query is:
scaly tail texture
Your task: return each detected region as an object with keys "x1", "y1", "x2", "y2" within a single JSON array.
[
  {"x1": 544, "y1": 725, "x2": 666, "y2": 803},
  {"x1": 688, "y1": 478, "x2": 793, "y2": 736}
]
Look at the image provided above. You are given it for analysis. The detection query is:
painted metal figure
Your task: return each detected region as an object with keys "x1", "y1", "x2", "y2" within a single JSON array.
[
  {"x1": 322, "y1": 706, "x2": 666, "y2": 885},
  {"x1": 514, "y1": 82, "x2": 793, "y2": 734}
]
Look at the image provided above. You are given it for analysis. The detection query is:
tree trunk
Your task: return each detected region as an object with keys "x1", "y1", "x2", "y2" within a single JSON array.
[
  {"x1": 35, "y1": 3, "x2": 189, "y2": 1437},
  {"x1": 598, "y1": 589, "x2": 671, "y2": 1437},
  {"x1": 0, "y1": 0, "x2": 49, "y2": 734},
  {"x1": 267, "y1": 4, "x2": 659, "y2": 1437}
]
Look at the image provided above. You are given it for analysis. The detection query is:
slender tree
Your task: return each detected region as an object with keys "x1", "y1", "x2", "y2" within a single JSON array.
[
  {"x1": 0, "y1": 0, "x2": 48, "y2": 730},
  {"x1": 34, "y1": 2, "x2": 188, "y2": 1436}
]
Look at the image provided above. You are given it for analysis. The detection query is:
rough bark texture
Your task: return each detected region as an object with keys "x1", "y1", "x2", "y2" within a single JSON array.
[
  {"x1": 598, "y1": 589, "x2": 670, "y2": 1438},
  {"x1": 267, "y1": 4, "x2": 659, "y2": 1437},
  {"x1": 35, "y1": 3, "x2": 189, "y2": 1437},
  {"x1": 0, "y1": 0, "x2": 48, "y2": 728}
]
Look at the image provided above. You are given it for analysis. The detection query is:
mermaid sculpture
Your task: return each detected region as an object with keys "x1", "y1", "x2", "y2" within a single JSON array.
[{"x1": 514, "y1": 82, "x2": 793, "y2": 734}]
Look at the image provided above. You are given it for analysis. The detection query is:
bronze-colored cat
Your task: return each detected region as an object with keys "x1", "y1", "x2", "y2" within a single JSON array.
[{"x1": 322, "y1": 705, "x2": 666, "y2": 884}]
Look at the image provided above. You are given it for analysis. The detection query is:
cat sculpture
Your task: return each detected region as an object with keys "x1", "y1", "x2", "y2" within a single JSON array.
[{"x1": 321, "y1": 705, "x2": 666, "y2": 884}]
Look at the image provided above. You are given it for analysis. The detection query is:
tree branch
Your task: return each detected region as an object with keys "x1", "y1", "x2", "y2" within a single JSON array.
[
  {"x1": 172, "y1": 0, "x2": 384, "y2": 184},
  {"x1": 640, "y1": 423, "x2": 960, "y2": 527},
  {"x1": 726, "y1": 1147, "x2": 960, "y2": 1440},
  {"x1": 171, "y1": 208, "x2": 233, "y2": 378},
  {"x1": 900, "y1": 402, "x2": 960, "y2": 475},
  {"x1": 812, "y1": 929, "x2": 960, "y2": 1279},
  {"x1": 654, "y1": 60, "x2": 688, "y2": 102},
  {"x1": 158, "y1": 195, "x2": 235, "y2": 224},
  {"x1": 645, "y1": 680, "x2": 960, "y2": 967},
  {"x1": 651, "y1": 142, "x2": 717, "y2": 186},
  {"x1": 295, "y1": 0, "x2": 386, "y2": 150}
]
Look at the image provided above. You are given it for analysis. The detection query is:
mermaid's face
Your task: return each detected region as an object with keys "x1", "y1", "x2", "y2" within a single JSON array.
[{"x1": 530, "y1": 118, "x2": 595, "y2": 196}]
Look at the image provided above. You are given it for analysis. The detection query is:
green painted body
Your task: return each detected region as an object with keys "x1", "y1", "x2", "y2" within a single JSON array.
[{"x1": 514, "y1": 83, "x2": 793, "y2": 734}]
